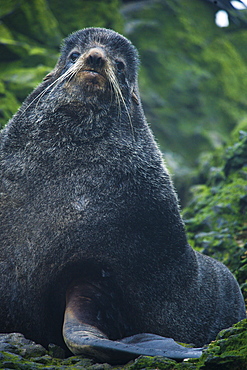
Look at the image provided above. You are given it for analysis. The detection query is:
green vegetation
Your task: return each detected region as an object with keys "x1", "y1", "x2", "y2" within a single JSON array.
[{"x1": 183, "y1": 131, "x2": 247, "y2": 304}]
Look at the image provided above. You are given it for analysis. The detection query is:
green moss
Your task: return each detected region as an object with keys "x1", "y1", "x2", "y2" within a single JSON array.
[
  {"x1": 183, "y1": 132, "x2": 247, "y2": 306},
  {"x1": 0, "y1": 351, "x2": 95, "y2": 369},
  {"x1": 0, "y1": 0, "x2": 20, "y2": 18},
  {"x1": 126, "y1": 355, "x2": 199, "y2": 370},
  {"x1": 0, "y1": 60, "x2": 53, "y2": 128},
  {"x1": 0, "y1": 351, "x2": 41, "y2": 369},
  {"x1": 127, "y1": 356, "x2": 176, "y2": 370},
  {"x1": 196, "y1": 319, "x2": 247, "y2": 369}
]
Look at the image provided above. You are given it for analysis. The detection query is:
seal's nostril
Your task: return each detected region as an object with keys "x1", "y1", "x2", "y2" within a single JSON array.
[{"x1": 86, "y1": 49, "x2": 105, "y2": 68}]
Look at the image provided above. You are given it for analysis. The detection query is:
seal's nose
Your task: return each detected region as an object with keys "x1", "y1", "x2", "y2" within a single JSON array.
[{"x1": 86, "y1": 48, "x2": 105, "y2": 69}]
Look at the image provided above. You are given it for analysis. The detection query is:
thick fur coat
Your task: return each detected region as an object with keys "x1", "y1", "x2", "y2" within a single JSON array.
[{"x1": 0, "y1": 28, "x2": 245, "y2": 352}]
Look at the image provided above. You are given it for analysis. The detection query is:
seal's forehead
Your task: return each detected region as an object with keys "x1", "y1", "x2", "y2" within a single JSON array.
[{"x1": 61, "y1": 28, "x2": 139, "y2": 63}]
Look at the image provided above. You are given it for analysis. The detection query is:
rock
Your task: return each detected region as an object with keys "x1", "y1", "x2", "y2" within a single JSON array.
[
  {"x1": 197, "y1": 319, "x2": 247, "y2": 369},
  {"x1": 0, "y1": 333, "x2": 46, "y2": 358},
  {"x1": 48, "y1": 343, "x2": 65, "y2": 359},
  {"x1": 128, "y1": 356, "x2": 178, "y2": 370}
]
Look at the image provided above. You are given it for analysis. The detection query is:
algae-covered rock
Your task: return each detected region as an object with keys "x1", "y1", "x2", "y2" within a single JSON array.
[
  {"x1": 0, "y1": 332, "x2": 46, "y2": 358},
  {"x1": 0, "y1": 332, "x2": 95, "y2": 369},
  {"x1": 126, "y1": 355, "x2": 198, "y2": 369},
  {"x1": 197, "y1": 319, "x2": 247, "y2": 369}
]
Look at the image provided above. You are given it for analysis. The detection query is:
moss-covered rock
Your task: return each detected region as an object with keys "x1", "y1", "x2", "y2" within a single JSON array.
[
  {"x1": 183, "y1": 131, "x2": 247, "y2": 303},
  {"x1": 196, "y1": 319, "x2": 247, "y2": 369}
]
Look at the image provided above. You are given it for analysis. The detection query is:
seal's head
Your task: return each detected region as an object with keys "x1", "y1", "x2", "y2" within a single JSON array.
[
  {"x1": 43, "y1": 28, "x2": 140, "y2": 108},
  {"x1": 20, "y1": 28, "x2": 141, "y2": 141}
]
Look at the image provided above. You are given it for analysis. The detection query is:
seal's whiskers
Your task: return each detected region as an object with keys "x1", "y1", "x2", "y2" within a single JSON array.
[
  {"x1": 20, "y1": 55, "x2": 134, "y2": 140},
  {"x1": 107, "y1": 67, "x2": 134, "y2": 138},
  {"x1": 20, "y1": 66, "x2": 78, "y2": 117}
]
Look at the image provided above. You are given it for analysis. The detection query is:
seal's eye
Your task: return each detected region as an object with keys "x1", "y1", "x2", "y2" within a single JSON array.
[
  {"x1": 116, "y1": 60, "x2": 125, "y2": 72},
  {"x1": 70, "y1": 52, "x2": 80, "y2": 63}
]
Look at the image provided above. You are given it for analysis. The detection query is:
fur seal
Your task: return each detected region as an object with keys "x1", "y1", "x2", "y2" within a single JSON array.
[{"x1": 0, "y1": 27, "x2": 246, "y2": 364}]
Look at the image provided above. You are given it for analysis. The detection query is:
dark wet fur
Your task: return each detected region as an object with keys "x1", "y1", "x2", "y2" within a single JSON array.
[{"x1": 0, "y1": 28, "x2": 245, "y2": 352}]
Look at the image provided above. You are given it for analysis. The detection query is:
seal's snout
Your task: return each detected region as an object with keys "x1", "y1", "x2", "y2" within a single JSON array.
[
  {"x1": 86, "y1": 48, "x2": 106, "y2": 69},
  {"x1": 68, "y1": 46, "x2": 109, "y2": 94}
]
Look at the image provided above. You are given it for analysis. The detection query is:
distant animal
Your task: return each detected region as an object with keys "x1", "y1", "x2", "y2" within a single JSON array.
[{"x1": 0, "y1": 27, "x2": 245, "y2": 364}]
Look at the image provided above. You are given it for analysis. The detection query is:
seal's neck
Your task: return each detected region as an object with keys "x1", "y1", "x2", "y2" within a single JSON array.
[
  {"x1": 42, "y1": 103, "x2": 114, "y2": 143},
  {"x1": 2, "y1": 99, "x2": 136, "y2": 160}
]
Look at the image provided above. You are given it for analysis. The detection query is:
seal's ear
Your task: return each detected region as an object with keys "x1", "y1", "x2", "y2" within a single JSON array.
[
  {"x1": 43, "y1": 72, "x2": 54, "y2": 81},
  {"x1": 132, "y1": 90, "x2": 139, "y2": 105}
]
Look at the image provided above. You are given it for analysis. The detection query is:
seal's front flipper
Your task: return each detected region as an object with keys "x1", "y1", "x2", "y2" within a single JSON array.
[
  {"x1": 62, "y1": 280, "x2": 203, "y2": 364},
  {"x1": 63, "y1": 320, "x2": 203, "y2": 363},
  {"x1": 119, "y1": 333, "x2": 203, "y2": 359}
]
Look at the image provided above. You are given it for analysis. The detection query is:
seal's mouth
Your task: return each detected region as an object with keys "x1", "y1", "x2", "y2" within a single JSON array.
[
  {"x1": 81, "y1": 70, "x2": 105, "y2": 78},
  {"x1": 80, "y1": 69, "x2": 107, "y2": 84},
  {"x1": 62, "y1": 68, "x2": 108, "y2": 96},
  {"x1": 69, "y1": 67, "x2": 108, "y2": 92}
]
